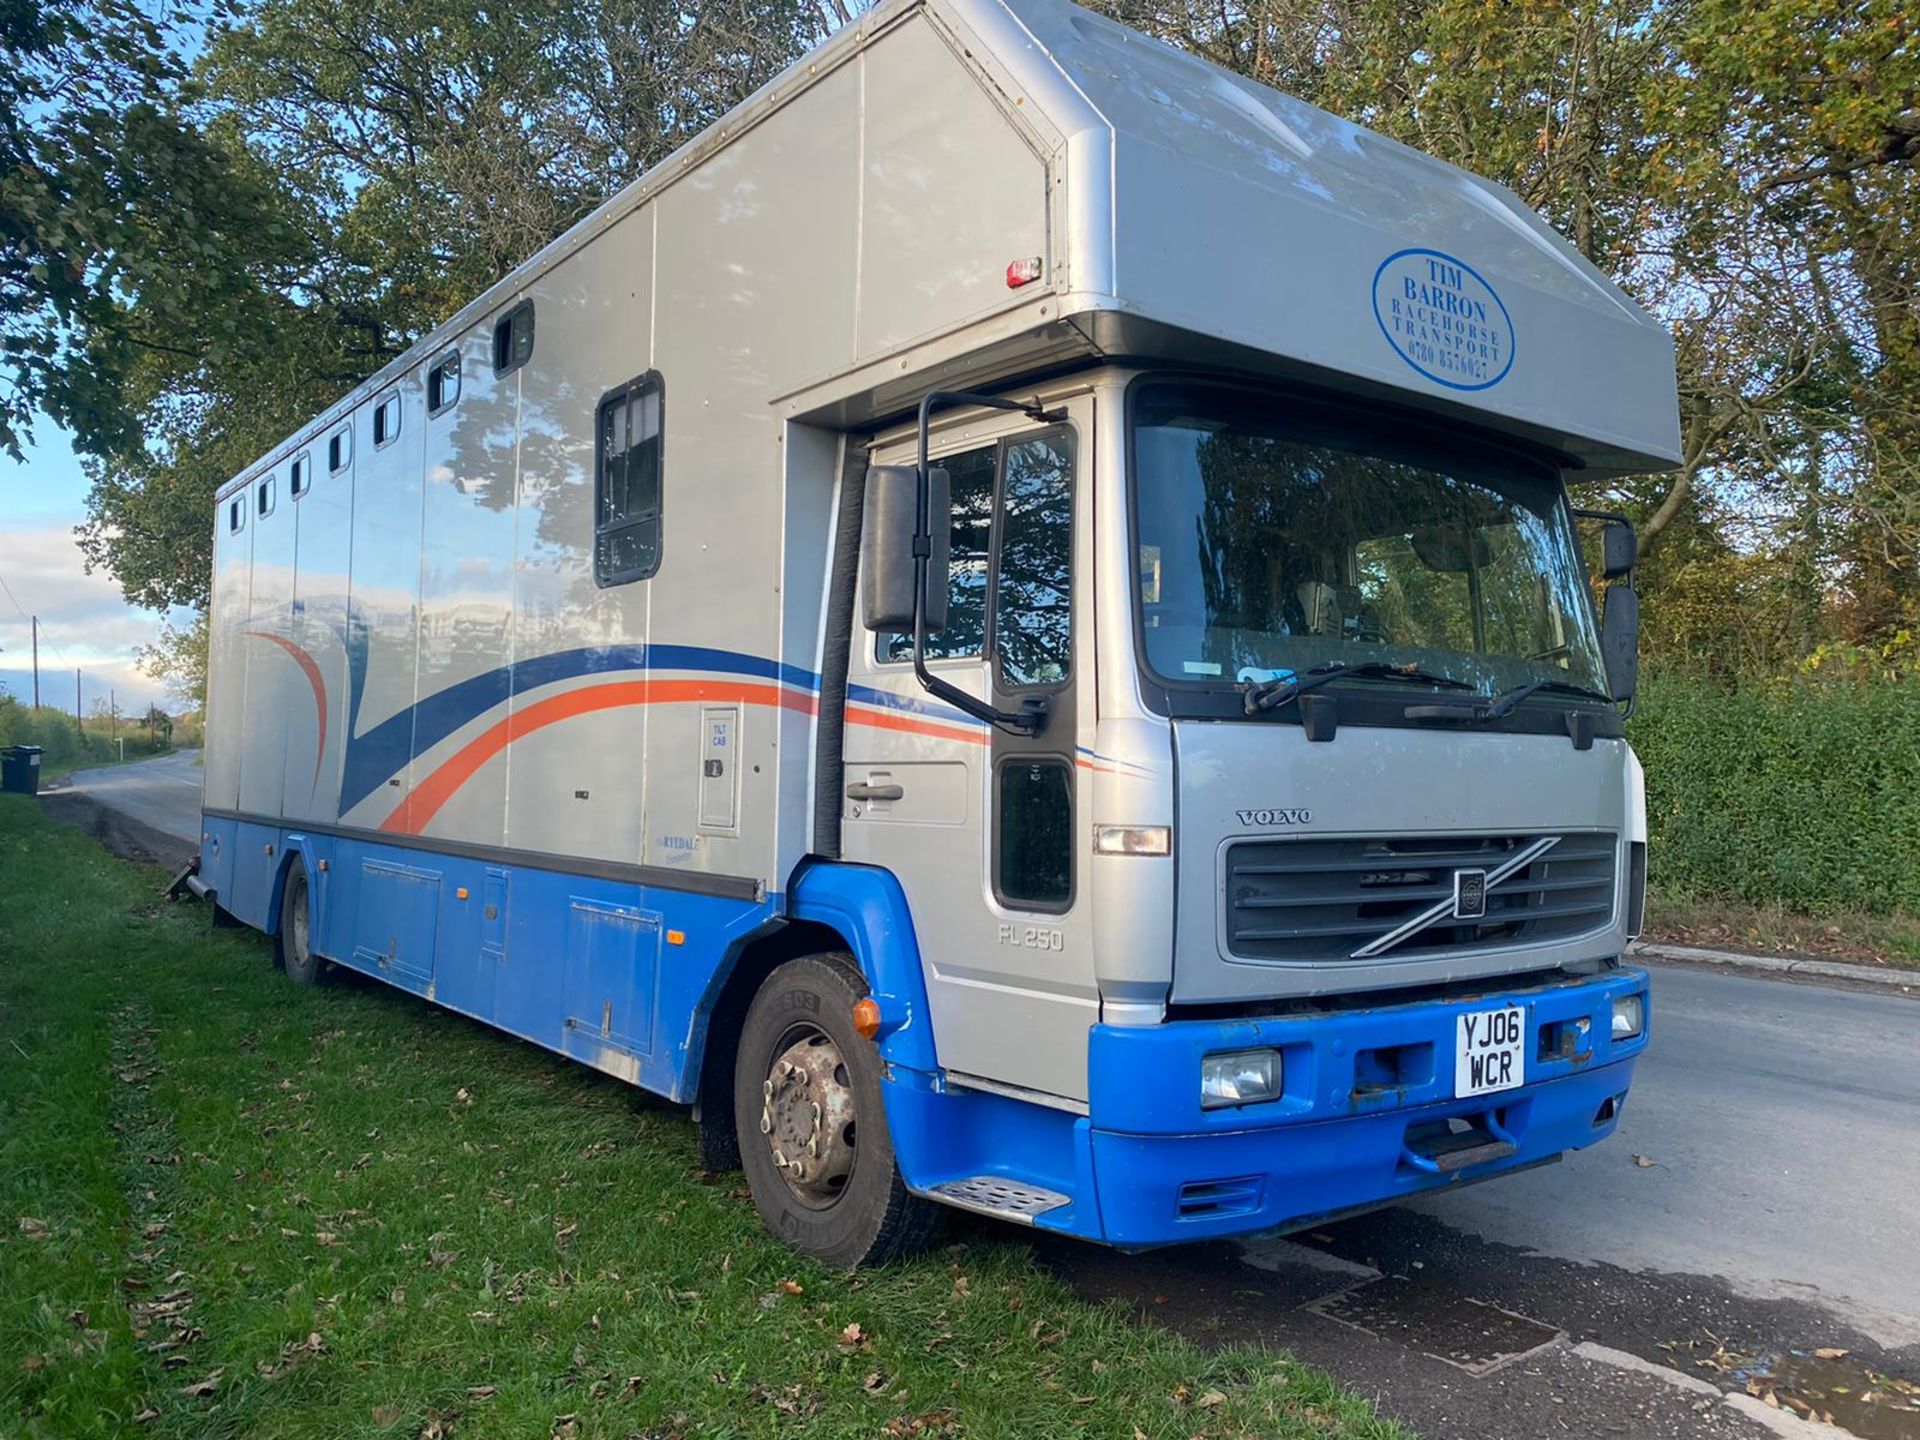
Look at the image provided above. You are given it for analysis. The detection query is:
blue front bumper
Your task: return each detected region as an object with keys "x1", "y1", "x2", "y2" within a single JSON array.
[{"x1": 887, "y1": 966, "x2": 1650, "y2": 1247}]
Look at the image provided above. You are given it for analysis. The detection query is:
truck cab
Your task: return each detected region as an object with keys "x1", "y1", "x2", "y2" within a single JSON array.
[{"x1": 781, "y1": 362, "x2": 1648, "y2": 1256}]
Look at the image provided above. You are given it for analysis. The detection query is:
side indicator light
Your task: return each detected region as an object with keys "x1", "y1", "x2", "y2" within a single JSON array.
[
  {"x1": 1005, "y1": 256, "x2": 1043, "y2": 288},
  {"x1": 666, "y1": 929, "x2": 686, "y2": 946},
  {"x1": 852, "y1": 997, "x2": 882, "y2": 1040},
  {"x1": 455, "y1": 887, "x2": 469, "y2": 900}
]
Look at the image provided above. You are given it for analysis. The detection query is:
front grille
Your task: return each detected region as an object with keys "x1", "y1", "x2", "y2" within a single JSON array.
[{"x1": 1224, "y1": 832, "x2": 1618, "y2": 963}]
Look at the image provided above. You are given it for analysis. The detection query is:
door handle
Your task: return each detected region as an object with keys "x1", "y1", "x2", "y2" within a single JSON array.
[{"x1": 846, "y1": 781, "x2": 904, "y2": 802}]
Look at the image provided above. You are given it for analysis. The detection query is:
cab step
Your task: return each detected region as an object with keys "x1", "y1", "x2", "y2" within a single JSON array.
[{"x1": 926, "y1": 1176, "x2": 1070, "y2": 1223}]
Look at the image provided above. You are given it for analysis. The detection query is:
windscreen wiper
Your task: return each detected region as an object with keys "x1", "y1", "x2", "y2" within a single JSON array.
[
  {"x1": 1243, "y1": 660, "x2": 1473, "y2": 716},
  {"x1": 1407, "y1": 676, "x2": 1616, "y2": 722}
]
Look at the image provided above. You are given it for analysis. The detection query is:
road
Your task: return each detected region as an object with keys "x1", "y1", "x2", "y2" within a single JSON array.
[
  {"x1": 59, "y1": 752, "x2": 1920, "y2": 1433},
  {"x1": 61, "y1": 748, "x2": 202, "y2": 843}
]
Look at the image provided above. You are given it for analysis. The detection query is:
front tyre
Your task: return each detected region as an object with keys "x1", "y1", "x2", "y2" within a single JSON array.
[
  {"x1": 275, "y1": 859, "x2": 325, "y2": 986},
  {"x1": 733, "y1": 953, "x2": 938, "y2": 1267}
]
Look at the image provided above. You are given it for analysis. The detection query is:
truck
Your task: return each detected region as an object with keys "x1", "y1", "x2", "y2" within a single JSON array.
[{"x1": 193, "y1": 0, "x2": 1673, "y2": 1267}]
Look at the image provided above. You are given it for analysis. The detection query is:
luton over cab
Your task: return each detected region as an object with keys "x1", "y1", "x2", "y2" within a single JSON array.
[{"x1": 195, "y1": 0, "x2": 1672, "y2": 1264}]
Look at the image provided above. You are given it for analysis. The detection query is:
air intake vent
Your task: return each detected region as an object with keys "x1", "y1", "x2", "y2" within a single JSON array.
[
  {"x1": 1225, "y1": 832, "x2": 1617, "y2": 963},
  {"x1": 1177, "y1": 1176, "x2": 1264, "y2": 1219}
]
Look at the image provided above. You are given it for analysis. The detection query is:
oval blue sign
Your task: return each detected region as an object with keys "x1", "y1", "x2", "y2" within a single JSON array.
[{"x1": 1371, "y1": 248, "x2": 1515, "y2": 391}]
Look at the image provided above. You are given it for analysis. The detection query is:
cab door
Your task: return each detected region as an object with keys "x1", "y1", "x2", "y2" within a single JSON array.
[{"x1": 840, "y1": 395, "x2": 1098, "y2": 1103}]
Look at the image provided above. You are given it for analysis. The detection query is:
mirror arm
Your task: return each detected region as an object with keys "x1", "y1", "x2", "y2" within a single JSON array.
[{"x1": 908, "y1": 390, "x2": 1063, "y2": 737}]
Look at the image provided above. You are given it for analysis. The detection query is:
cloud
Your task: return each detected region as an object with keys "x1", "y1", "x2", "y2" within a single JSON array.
[{"x1": 0, "y1": 526, "x2": 175, "y2": 711}]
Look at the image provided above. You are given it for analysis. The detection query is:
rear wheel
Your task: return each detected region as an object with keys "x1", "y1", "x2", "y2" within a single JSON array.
[
  {"x1": 275, "y1": 860, "x2": 324, "y2": 986},
  {"x1": 733, "y1": 953, "x2": 938, "y2": 1267}
]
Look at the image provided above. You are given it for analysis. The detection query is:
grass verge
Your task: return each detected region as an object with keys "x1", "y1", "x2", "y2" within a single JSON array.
[
  {"x1": 1646, "y1": 892, "x2": 1920, "y2": 970},
  {"x1": 0, "y1": 795, "x2": 1404, "y2": 1440}
]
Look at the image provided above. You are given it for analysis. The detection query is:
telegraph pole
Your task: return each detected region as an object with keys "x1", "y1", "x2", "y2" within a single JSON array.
[{"x1": 30, "y1": 616, "x2": 39, "y2": 709}]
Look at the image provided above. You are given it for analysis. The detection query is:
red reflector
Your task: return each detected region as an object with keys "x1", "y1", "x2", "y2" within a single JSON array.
[{"x1": 1005, "y1": 256, "x2": 1043, "y2": 288}]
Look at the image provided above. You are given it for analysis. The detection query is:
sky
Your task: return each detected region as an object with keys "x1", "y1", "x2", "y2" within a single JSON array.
[{"x1": 1, "y1": 418, "x2": 180, "y2": 715}]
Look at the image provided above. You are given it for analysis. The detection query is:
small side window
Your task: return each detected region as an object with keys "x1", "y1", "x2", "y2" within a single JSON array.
[
  {"x1": 372, "y1": 390, "x2": 401, "y2": 448},
  {"x1": 996, "y1": 758, "x2": 1073, "y2": 911},
  {"x1": 492, "y1": 301, "x2": 534, "y2": 376},
  {"x1": 228, "y1": 497, "x2": 245, "y2": 534},
  {"x1": 328, "y1": 426, "x2": 351, "y2": 473},
  {"x1": 427, "y1": 352, "x2": 460, "y2": 415},
  {"x1": 594, "y1": 372, "x2": 663, "y2": 586},
  {"x1": 257, "y1": 475, "x2": 275, "y2": 518},
  {"x1": 290, "y1": 452, "x2": 311, "y2": 498}
]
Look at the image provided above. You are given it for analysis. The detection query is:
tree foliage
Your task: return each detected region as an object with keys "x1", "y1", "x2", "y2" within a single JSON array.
[{"x1": 4, "y1": 0, "x2": 1917, "y2": 683}]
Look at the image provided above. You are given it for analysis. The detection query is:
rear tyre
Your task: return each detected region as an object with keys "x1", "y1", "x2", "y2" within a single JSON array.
[
  {"x1": 275, "y1": 860, "x2": 324, "y2": 986},
  {"x1": 733, "y1": 952, "x2": 939, "y2": 1267}
]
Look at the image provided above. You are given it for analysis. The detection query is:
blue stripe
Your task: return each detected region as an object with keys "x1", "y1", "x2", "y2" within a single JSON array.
[{"x1": 341, "y1": 629, "x2": 820, "y2": 814}]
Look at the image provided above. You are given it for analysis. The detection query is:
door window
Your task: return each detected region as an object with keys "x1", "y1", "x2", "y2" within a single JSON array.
[
  {"x1": 993, "y1": 432, "x2": 1074, "y2": 689},
  {"x1": 996, "y1": 758, "x2": 1073, "y2": 910}
]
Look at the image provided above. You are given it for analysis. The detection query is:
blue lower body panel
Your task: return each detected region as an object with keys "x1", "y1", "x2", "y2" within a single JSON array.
[
  {"x1": 197, "y1": 813, "x2": 775, "y2": 1102},
  {"x1": 884, "y1": 967, "x2": 1649, "y2": 1248}
]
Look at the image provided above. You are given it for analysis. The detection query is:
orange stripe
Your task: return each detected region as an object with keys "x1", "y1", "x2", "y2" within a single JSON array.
[
  {"x1": 383, "y1": 680, "x2": 815, "y2": 835},
  {"x1": 248, "y1": 631, "x2": 327, "y2": 797},
  {"x1": 846, "y1": 706, "x2": 988, "y2": 747}
]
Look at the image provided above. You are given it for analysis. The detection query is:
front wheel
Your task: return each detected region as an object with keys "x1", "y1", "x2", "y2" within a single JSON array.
[
  {"x1": 733, "y1": 953, "x2": 938, "y2": 1267},
  {"x1": 275, "y1": 860, "x2": 325, "y2": 986}
]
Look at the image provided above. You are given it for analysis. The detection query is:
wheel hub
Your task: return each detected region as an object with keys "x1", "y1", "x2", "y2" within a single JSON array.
[{"x1": 759, "y1": 1029, "x2": 857, "y2": 1203}]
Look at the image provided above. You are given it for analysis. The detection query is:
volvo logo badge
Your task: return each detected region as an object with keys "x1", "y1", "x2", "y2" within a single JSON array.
[{"x1": 1453, "y1": 868, "x2": 1488, "y2": 921}]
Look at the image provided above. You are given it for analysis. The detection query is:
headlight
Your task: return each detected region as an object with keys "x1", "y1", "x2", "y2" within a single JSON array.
[
  {"x1": 1201, "y1": 1048, "x2": 1282, "y2": 1109},
  {"x1": 1612, "y1": 994, "x2": 1644, "y2": 1041}
]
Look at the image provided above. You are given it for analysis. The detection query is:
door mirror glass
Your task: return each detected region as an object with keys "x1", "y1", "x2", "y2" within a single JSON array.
[
  {"x1": 861, "y1": 465, "x2": 950, "y2": 634},
  {"x1": 1600, "y1": 519, "x2": 1637, "y2": 580},
  {"x1": 1601, "y1": 584, "x2": 1639, "y2": 701}
]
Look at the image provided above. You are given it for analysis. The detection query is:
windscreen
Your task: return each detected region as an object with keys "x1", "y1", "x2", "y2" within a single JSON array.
[{"x1": 1132, "y1": 382, "x2": 1607, "y2": 698}]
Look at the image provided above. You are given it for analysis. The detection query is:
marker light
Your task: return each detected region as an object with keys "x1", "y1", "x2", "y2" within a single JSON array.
[
  {"x1": 1094, "y1": 824, "x2": 1171, "y2": 856},
  {"x1": 1005, "y1": 256, "x2": 1043, "y2": 288},
  {"x1": 1611, "y1": 994, "x2": 1644, "y2": 1041},
  {"x1": 1201, "y1": 1048, "x2": 1282, "y2": 1109},
  {"x1": 852, "y1": 997, "x2": 882, "y2": 1040}
]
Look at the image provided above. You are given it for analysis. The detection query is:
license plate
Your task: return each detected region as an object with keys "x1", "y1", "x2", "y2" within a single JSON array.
[{"x1": 1456, "y1": 1006, "x2": 1526, "y2": 1097}]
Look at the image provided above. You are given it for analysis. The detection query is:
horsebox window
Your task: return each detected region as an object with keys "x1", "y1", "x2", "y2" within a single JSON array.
[
  {"x1": 427, "y1": 352, "x2": 460, "y2": 415},
  {"x1": 290, "y1": 452, "x2": 311, "y2": 498},
  {"x1": 328, "y1": 426, "x2": 351, "y2": 473},
  {"x1": 372, "y1": 390, "x2": 401, "y2": 448},
  {"x1": 257, "y1": 475, "x2": 275, "y2": 518},
  {"x1": 594, "y1": 372, "x2": 664, "y2": 587},
  {"x1": 492, "y1": 301, "x2": 534, "y2": 376}
]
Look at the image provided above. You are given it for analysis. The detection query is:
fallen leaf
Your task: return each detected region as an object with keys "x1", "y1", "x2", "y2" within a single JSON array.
[
  {"x1": 780, "y1": 1279, "x2": 804, "y2": 1295},
  {"x1": 1814, "y1": 1347, "x2": 1849, "y2": 1360},
  {"x1": 455, "y1": 1088, "x2": 473, "y2": 1104},
  {"x1": 864, "y1": 1371, "x2": 890, "y2": 1393},
  {"x1": 372, "y1": 1403, "x2": 402, "y2": 1425},
  {"x1": 1196, "y1": 1390, "x2": 1227, "y2": 1409},
  {"x1": 1633, "y1": 1154, "x2": 1655, "y2": 1168},
  {"x1": 428, "y1": 1249, "x2": 460, "y2": 1268},
  {"x1": 133, "y1": 1407, "x2": 159, "y2": 1423},
  {"x1": 178, "y1": 1369, "x2": 224, "y2": 1398},
  {"x1": 17, "y1": 1217, "x2": 48, "y2": 1238},
  {"x1": 839, "y1": 1322, "x2": 868, "y2": 1349},
  {"x1": 314, "y1": 1231, "x2": 339, "y2": 1247},
  {"x1": 467, "y1": 1385, "x2": 496, "y2": 1399}
]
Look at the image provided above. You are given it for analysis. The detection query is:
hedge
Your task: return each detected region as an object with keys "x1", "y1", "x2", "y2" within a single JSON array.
[{"x1": 1627, "y1": 674, "x2": 1920, "y2": 916}]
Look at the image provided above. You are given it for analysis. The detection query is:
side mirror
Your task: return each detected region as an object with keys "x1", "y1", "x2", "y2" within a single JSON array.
[
  {"x1": 860, "y1": 465, "x2": 950, "y2": 633},
  {"x1": 1600, "y1": 519, "x2": 1637, "y2": 580},
  {"x1": 1601, "y1": 584, "x2": 1639, "y2": 703}
]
